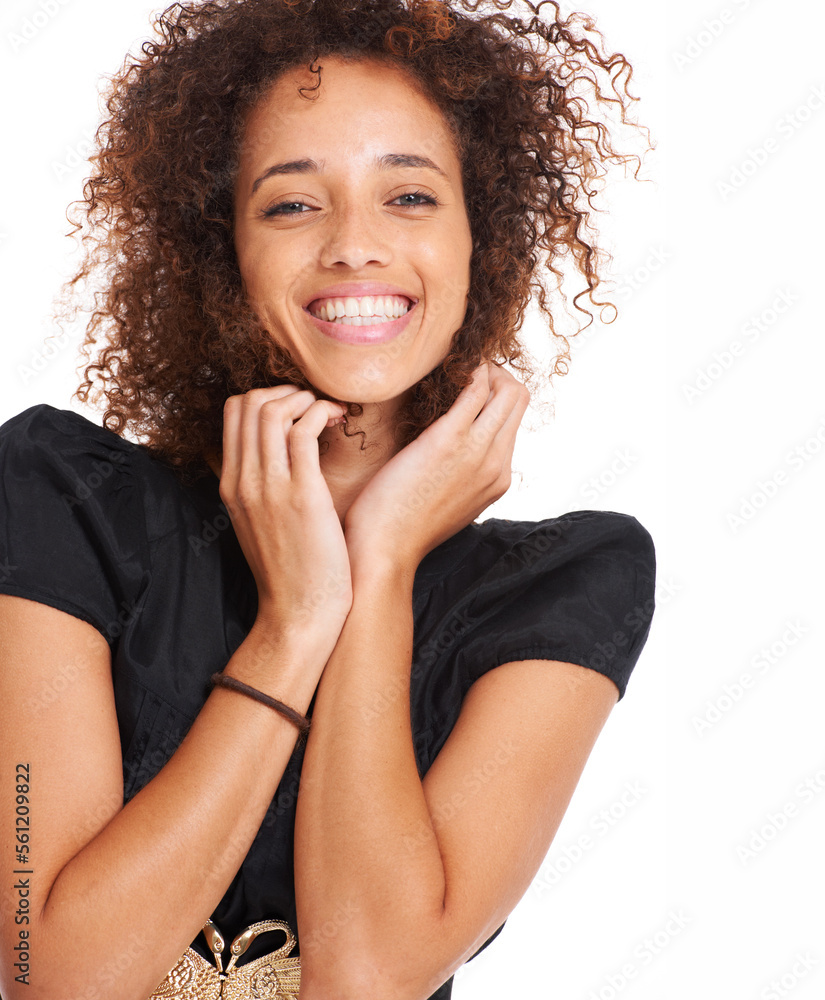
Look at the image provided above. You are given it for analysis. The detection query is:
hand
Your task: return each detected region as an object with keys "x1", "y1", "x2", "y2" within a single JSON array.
[
  {"x1": 343, "y1": 362, "x2": 530, "y2": 574},
  {"x1": 217, "y1": 386, "x2": 353, "y2": 668}
]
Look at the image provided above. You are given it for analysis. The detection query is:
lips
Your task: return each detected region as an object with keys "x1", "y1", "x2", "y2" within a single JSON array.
[
  {"x1": 301, "y1": 282, "x2": 419, "y2": 344},
  {"x1": 303, "y1": 290, "x2": 418, "y2": 345},
  {"x1": 303, "y1": 282, "x2": 418, "y2": 310}
]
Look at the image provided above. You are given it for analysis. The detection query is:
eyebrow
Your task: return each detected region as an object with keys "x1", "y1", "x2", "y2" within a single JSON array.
[{"x1": 250, "y1": 153, "x2": 448, "y2": 195}]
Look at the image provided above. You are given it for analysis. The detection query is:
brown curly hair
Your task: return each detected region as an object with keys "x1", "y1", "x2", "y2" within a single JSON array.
[{"x1": 60, "y1": 0, "x2": 648, "y2": 484}]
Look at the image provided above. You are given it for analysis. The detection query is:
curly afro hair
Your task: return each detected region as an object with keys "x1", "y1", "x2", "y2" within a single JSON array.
[{"x1": 60, "y1": 0, "x2": 647, "y2": 483}]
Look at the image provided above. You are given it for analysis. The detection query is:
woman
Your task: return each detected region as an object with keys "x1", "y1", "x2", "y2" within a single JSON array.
[{"x1": 0, "y1": 1, "x2": 655, "y2": 998}]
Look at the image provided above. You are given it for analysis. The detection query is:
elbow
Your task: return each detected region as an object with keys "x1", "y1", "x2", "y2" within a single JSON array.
[
  {"x1": 1, "y1": 927, "x2": 166, "y2": 1000},
  {"x1": 299, "y1": 969, "x2": 413, "y2": 1000},
  {"x1": 297, "y1": 902, "x2": 452, "y2": 1000},
  {"x1": 299, "y1": 947, "x2": 451, "y2": 1000},
  {"x1": 0, "y1": 920, "x2": 63, "y2": 1000},
  {"x1": 1, "y1": 968, "x2": 78, "y2": 1000},
  {"x1": 299, "y1": 939, "x2": 412, "y2": 1000},
  {"x1": 299, "y1": 958, "x2": 395, "y2": 1000}
]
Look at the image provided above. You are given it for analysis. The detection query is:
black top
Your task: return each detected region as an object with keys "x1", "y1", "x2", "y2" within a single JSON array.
[{"x1": 0, "y1": 404, "x2": 656, "y2": 998}]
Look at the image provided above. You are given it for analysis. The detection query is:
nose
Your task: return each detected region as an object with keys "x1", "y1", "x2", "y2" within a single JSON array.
[{"x1": 318, "y1": 202, "x2": 391, "y2": 270}]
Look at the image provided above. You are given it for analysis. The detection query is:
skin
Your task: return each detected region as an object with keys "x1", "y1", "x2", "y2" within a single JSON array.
[
  {"x1": 228, "y1": 55, "x2": 476, "y2": 523},
  {"x1": 0, "y1": 54, "x2": 621, "y2": 1000},
  {"x1": 217, "y1": 53, "x2": 530, "y2": 655}
]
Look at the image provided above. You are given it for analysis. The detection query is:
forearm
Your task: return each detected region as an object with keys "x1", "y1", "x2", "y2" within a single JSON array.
[
  {"x1": 33, "y1": 622, "x2": 318, "y2": 1000},
  {"x1": 294, "y1": 560, "x2": 447, "y2": 995}
]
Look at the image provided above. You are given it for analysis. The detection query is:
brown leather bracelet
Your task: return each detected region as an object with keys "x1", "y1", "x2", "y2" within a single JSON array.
[{"x1": 210, "y1": 672, "x2": 311, "y2": 740}]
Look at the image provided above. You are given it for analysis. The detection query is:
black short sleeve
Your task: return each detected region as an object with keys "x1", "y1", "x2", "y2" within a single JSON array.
[
  {"x1": 454, "y1": 511, "x2": 656, "y2": 700},
  {"x1": 0, "y1": 404, "x2": 148, "y2": 646}
]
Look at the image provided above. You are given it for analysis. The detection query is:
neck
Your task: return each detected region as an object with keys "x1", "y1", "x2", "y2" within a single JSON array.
[{"x1": 317, "y1": 397, "x2": 403, "y2": 524}]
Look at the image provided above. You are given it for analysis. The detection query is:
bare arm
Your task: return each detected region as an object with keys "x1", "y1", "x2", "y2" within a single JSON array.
[
  {"x1": 0, "y1": 388, "x2": 350, "y2": 1000},
  {"x1": 0, "y1": 594, "x2": 323, "y2": 1000},
  {"x1": 294, "y1": 561, "x2": 620, "y2": 1000},
  {"x1": 294, "y1": 561, "x2": 445, "y2": 996},
  {"x1": 291, "y1": 364, "x2": 510, "y2": 996},
  {"x1": 294, "y1": 363, "x2": 619, "y2": 998}
]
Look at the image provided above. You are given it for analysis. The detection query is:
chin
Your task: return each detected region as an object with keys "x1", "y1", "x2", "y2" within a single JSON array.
[{"x1": 305, "y1": 365, "x2": 424, "y2": 409}]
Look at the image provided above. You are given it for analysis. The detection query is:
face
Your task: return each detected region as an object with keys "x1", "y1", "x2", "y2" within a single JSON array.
[{"x1": 232, "y1": 56, "x2": 473, "y2": 406}]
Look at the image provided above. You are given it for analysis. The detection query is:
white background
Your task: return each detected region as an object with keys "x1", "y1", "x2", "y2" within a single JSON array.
[{"x1": 0, "y1": 1, "x2": 822, "y2": 998}]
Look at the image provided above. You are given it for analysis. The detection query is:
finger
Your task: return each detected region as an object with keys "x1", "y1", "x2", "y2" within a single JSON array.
[
  {"x1": 221, "y1": 385, "x2": 302, "y2": 489},
  {"x1": 289, "y1": 399, "x2": 348, "y2": 487},
  {"x1": 220, "y1": 394, "x2": 246, "y2": 495},
  {"x1": 481, "y1": 384, "x2": 530, "y2": 502},
  {"x1": 469, "y1": 367, "x2": 527, "y2": 443},
  {"x1": 466, "y1": 386, "x2": 528, "y2": 492},
  {"x1": 438, "y1": 361, "x2": 492, "y2": 429},
  {"x1": 490, "y1": 380, "x2": 530, "y2": 462},
  {"x1": 238, "y1": 386, "x2": 307, "y2": 484},
  {"x1": 256, "y1": 389, "x2": 320, "y2": 476}
]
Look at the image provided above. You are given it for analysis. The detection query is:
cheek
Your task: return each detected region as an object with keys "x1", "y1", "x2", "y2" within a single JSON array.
[
  {"x1": 431, "y1": 235, "x2": 471, "y2": 322},
  {"x1": 234, "y1": 238, "x2": 262, "y2": 297},
  {"x1": 236, "y1": 239, "x2": 287, "y2": 307},
  {"x1": 239, "y1": 241, "x2": 270, "y2": 287}
]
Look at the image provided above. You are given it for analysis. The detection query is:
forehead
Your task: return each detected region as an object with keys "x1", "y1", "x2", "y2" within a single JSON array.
[{"x1": 236, "y1": 56, "x2": 458, "y2": 170}]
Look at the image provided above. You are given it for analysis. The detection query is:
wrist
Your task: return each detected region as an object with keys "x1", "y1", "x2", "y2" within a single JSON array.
[
  {"x1": 349, "y1": 550, "x2": 417, "y2": 595},
  {"x1": 237, "y1": 618, "x2": 327, "y2": 690},
  {"x1": 344, "y1": 524, "x2": 421, "y2": 584},
  {"x1": 251, "y1": 603, "x2": 344, "y2": 655}
]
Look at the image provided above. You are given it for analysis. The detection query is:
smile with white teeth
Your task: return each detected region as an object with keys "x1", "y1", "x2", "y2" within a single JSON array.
[{"x1": 309, "y1": 295, "x2": 412, "y2": 326}]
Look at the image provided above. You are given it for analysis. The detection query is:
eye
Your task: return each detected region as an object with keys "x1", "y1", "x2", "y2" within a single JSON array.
[
  {"x1": 392, "y1": 190, "x2": 440, "y2": 208},
  {"x1": 259, "y1": 190, "x2": 440, "y2": 218},
  {"x1": 261, "y1": 200, "x2": 313, "y2": 218}
]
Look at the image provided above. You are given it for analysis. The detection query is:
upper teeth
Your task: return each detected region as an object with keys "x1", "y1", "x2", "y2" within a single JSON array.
[{"x1": 310, "y1": 295, "x2": 411, "y2": 323}]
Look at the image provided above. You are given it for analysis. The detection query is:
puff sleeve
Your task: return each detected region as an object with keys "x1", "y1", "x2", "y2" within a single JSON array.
[
  {"x1": 455, "y1": 511, "x2": 656, "y2": 700},
  {"x1": 0, "y1": 403, "x2": 148, "y2": 647}
]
